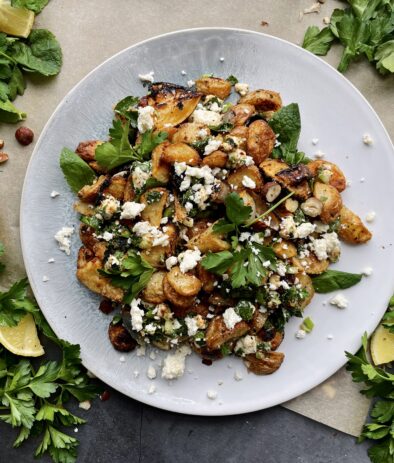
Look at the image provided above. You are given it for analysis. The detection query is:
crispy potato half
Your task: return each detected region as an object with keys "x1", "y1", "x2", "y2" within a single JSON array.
[
  {"x1": 167, "y1": 266, "x2": 202, "y2": 297},
  {"x1": 247, "y1": 120, "x2": 276, "y2": 164},
  {"x1": 140, "y1": 187, "x2": 169, "y2": 227},
  {"x1": 142, "y1": 271, "x2": 166, "y2": 304},
  {"x1": 338, "y1": 206, "x2": 372, "y2": 244},
  {"x1": 239, "y1": 89, "x2": 282, "y2": 112},
  {"x1": 308, "y1": 160, "x2": 346, "y2": 192},
  {"x1": 313, "y1": 182, "x2": 342, "y2": 223},
  {"x1": 195, "y1": 76, "x2": 232, "y2": 100},
  {"x1": 243, "y1": 351, "x2": 284, "y2": 375},
  {"x1": 205, "y1": 316, "x2": 249, "y2": 351}
]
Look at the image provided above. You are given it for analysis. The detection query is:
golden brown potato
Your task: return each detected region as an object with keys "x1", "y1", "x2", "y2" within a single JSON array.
[
  {"x1": 103, "y1": 175, "x2": 126, "y2": 201},
  {"x1": 308, "y1": 160, "x2": 346, "y2": 192},
  {"x1": 249, "y1": 310, "x2": 269, "y2": 333},
  {"x1": 123, "y1": 173, "x2": 136, "y2": 202},
  {"x1": 293, "y1": 255, "x2": 329, "y2": 275},
  {"x1": 313, "y1": 182, "x2": 342, "y2": 223},
  {"x1": 167, "y1": 266, "x2": 202, "y2": 297},
  {"x1": 88, "y1": 161, "x2": 107, "y2": 174},
  {"x1": 195, "y1": 76, "x2": 232, "y2": 100},
  {"x1": 140, "y1": 188, "x2": 169, "y2": 227},
  {"x1": 151, "y1": 142, "x2": 171, "y2": 183},
  {"x1": 142, "y1": 82, "x2": 201, "y2": 129},
  {"x1": 79, "y1": 224, "x2": 98, "y2": 251},
  {"x1": 270, "y1": 331, "x2": 284, "y2": 351},
  {"x1": 296, "y1": 272, "x2": 315, "y2": 309},
  {"x1": 174, "y1": 193, "x2": 193, "y2": 227},
  {"x1": 140, "y1": 224, "x2": 177, "y2": 268},
  {"x1": 247, "y1": 120, "x2": 276, "y2": 164},
  {"x1": 260, "y1": 159, "x2": 311, "y2": 200},
  {"x1": 162, "y1": 142, "x2": 201, "y2": 166},
  {"x1": 210, "y1": 180, "x2": 231, "y2": 204},
  {"x1": 75, "y1": 140, "x2": 102, "y2": 162},
  {"x1": 273, "y1": 240, "x2": 297, "y2": 259},
  {"x1": 224, "y1": 103, "x2": 255, "y2": 126},
  {"x1": 196, "y1": 264, "x2": 216, "y2": 293},
  {"x1": 239, "y1": 89, "x2": 282, "y2": 112},
  {"x1": 74, "y1": 201, "x2": 95, "y2": 216},
  {"x1": 187, "y1": 223, "x2": 231, "y2": 253},
  {"x1": 163, "y1": 275, "x2": 195, "y2": 309},
  {"x1": 171, "y1": 123, "x2": 210, "y2": 144},
  {"x1": 142, "y1": 271, "x2": 166, "y2": 304},
  {"x1": 338, "y1": 206, "x2": 372, "y2": 244},
  {"x1": 227, "y1": 165, "x2": 263, "y2": 191},
  {"x1": 202, "y1": 150, "x2": 228, "y2": 168},
  {"x1": 238, "y1": 190, "x2": 256, "y2": 218},
  {"x1": 76, "y1": 247, "x2": 124, "y2": 302},
  {"x1": 186, "y1": 219, "x2": 210, "y2": 240},
  {"x1": 77, "y1": 175, "x2": 107, "y2": 203},
  {"x1": 108, "y1": 323, "x2": 136, "y2": 352},
  {"x1": 230, "y1": 126, "x2": 249, "y2": 139},
  {"x1": 249, "y1": 191, "x2": 281, "y2": 230},
  {"x1": 205, "y1": 316, "x2": 249, "y2": 351},
  {"x1": 243, "y1": 351, "x2": 284, "y2": 375}
]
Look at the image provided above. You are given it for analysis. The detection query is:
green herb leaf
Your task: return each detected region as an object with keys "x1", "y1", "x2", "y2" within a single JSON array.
[
  {"x1": 235, "y1": 300, "x2": 255, "y2": 321},
  {"x1": 10, "y1": 29, "x2": 62, "y2": 77},
  {"x1": 268, "y1": 103, "x2": 301, "y2": 152},
  {"x1": 302, "y1": 26, "x2": 335, "y2": 55},
  {"x1": 375, "y1": 40, "x2": 394, "y2": 75},
  {"x1": 0, "y1": 278, "x2": 39, "y2": 327},
  {"x1": 271, "y1": 145, "x2": 310, "y2": 165},
  {"x1": 208, "y1": 122, "x2": 234, "y2": 133},
  {"x1": 11, "y1": 0, "x2": 49, "y2": 13},
  {"x1": 201, "y1": 251, "x2": 234, "y2": 275},
  {"x1": 312, "y1": 270, "x2": 363, "y2": 293},
  {"x1": 212, "y1": 219, "x2": 236, "y2": 234},
  {"x1": 113, "y1": 95, "x2": 139, "y2": 125},
  {"x1": 59, "y1": 147, "x2": 96, "y2": 194},
  {"x1": 382, "y1": 309, "x2": 394, "y2": 334},
  {"x1": 0, "y1": 98, "x2": 26, "y2": 123},
  {"x1": 226, "y1": 75, "x2": 238, "y2": 85},
  {"x1": 137, "y1": 129, "x2": 168, "y2": 158},
  {"x1": 224, "y1": 192, "x2": 252, "y2": 226}
]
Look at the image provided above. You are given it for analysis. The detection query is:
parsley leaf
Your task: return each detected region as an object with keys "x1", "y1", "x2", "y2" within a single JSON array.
[
  {"x1": 302, "y1": 26, "x2": 335, "y2": 55},
  {"x1": 382, "y1": 309, "x2": 394, "y2": 334},
  {"x1": 114, "y1": 95, "x2": 139, "y2": 126},
  {"x1": 224, "y1": 192, "x2": 252, "y2": 226},
  {"x1": 201, "y1": 251, "x2": 234, "y2": 275},
  {"x1": 59, "y1": 148, "x2": 96, "y2": 194},
  {"x1": 226, "y1": 75, "x2": 238, "y2": 85},
  {"x1": 0, "y1": 278, "x2": 40, "y2": 327},
  {"x1": 312, "y1": 269, "x2": 363, "y2": 293},
  {"x1": 11, "y1": 0, "x2": 49, "y2": 14}
]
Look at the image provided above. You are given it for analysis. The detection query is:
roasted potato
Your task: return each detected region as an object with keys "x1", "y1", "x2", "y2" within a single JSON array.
[
  {"x1": 270, "y1": 331, "x2": 284, "y2": 351},
  {"x1": 103, "y1": 175, "x2": 126, "y2": 201},
  {"x1": 239, "y1": 89, "x2": 282, "y2": 112},
  {"x1": 167, "y1": 266, "x2": 202, "y2": 296},
  {"x1": 338, "y1": 206, "x2": 372, "y2": 244},
  {"x1": 292, "y1": 255, "x2": 329, "y2": 275},
  {"x1": 205, "y1": 316, "x2": 249, "y2": 351},
  {"x1": 123, "y1": 173, "x2": 136, "y2": 202},
  {"x1": 76, "y1": 247, "x2": 124, "y2": 302},
  {"x1": 249, "y1": 191, "x2": 280, "y2": 230},
  {"x1": 74, "y1": 201, "x2": 95, "y2": 216},
  {"x1": 223, "y1": 103, "x2": 255, "y2": 126},
  {"x1": 142, "y1": 271, "x2": 166, "y2": 304},
  {"x1": 243, "y1": 351, "x2": 284, "y2": 375},
  {"x1": 247, "y1": 120, "x2": 276, "y2": 164},
  {"x1": 174, "y1": 193, "x2": 193, "y2": 227},
  {"x1": 308, "y1": 160, "x2": 346, "y2": 192},
  {"x1": 163, "y1": 274, "x2": 195, "y2": 309},
  {"x1": 187, "y1": 223, "x2": 231, "y2": 253},
  {"x1": 108, "y1": 323, "x2": 137, "y2": 352},
  {"x1": 75, "y1": 140, "x2": 102, "y2": 162},
  {"x1": 151, "y1": 142, "x2": 171, "y2": 183},
  {"x1": 230, "y1": 126, "x2": 249, "y2": 139},
  {"x1": 202, "y1": 150, "x2": 228, "y2": 168},
  {"x1": 313, "y1": 182, "x2": 342, "y2": 223},
  {"x1": 227, "y1": 165, "x2": 263, "y2": 191},
  {"x1": 196, "y1": 264, "x2": 217, "y2": 293},
  {"x1": 142, "y1": 82, "x2": 201, "y2": 129},
  {"x1": 273, "y1": 240, "x2": 297, "y2": 259},
  {"x1": 172, "y1": 123, "x2": 210, "y2": 144},
  {"x1": 195, "y1": 76, "x2": 232, "y2": 100},
  {"x1": 249, "y1": 310, "x2": 269, "y2": 333},
  {"x1": 140, "y1": 187, "x2": 169, "y2": 227},
  {"x1": 78, "y1": 175, "x2": 107, "y2": 203},
  {"x1": 162, "y1": 142, "x2": 201, "y2": 166},
  {"x1": 210, "y1": 180, "x2": 231, "y2": 204},
  {"x1": 296, "y1": 272, "x2": 315, "y2": 309},
  {"x1": 140, "y1": 224, "x2": 178, "y2": 268}
]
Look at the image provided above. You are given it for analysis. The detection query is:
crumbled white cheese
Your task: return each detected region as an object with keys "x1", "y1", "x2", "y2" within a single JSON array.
[
  {"x1": 242, "y1": 175, "x2": 256, "y2": 189},
  {"x1": 147, "y1": 366, "x2": 157, "y2": 379},
  {"x1": 330, "y1": 293, "x2": 348, "y2": 309},
  {"x1": 198, "y1": 128, "x2": 209, "y2": 139},
  {"x1": 362, "y1": 133, "x2": 373, "y2": 145},
  {"x1": 365, "y1": 211, "x2": 376, "y2": 223},
  {"x1": 327, "y1": 334, "x2": 334, "y2": 340},
  {"x1": 280, "y1": 216, "x2": 297, "y2": 237},
  {"x1": 137, "y1": 105, "x2": 155, "y2": 133},
  {"x1": 309, "y1": 232, "x2": 340, "y2": 261},
  {"x1": 50, "y1": 190, "x2": 60, "y2": 198},
  {"x1": 360, "y1": 177, "x2": 366, "y2": 183},
  {"x1": 120, "y1": 201, "x2": 146, "y2": 220},
  {"x1": 161, "y1": 345, "x2": 191, "y2": 379},
  {"x1": 132, "y1": 221, "x2": 169, "y2": 247},
  {"x1": 42, "y1": 275, "x2": 49, "y2": 282},
  {"x1": 48, "y1": 258, "x2": 55, "y2": 263},
  {"x1": 362, "y1": 266, "x2": 373, "y2": 276},
  {"x1": 136, "y1": 345, "x2": 146, "y2": 357},
  {"x1": 178, "y1": 249, "x2": 201, "y2": 273},
  {"x1": 187, "y1": 80, "x2": 195, "y2": 88},
  {"x1": 100, "y1": 196, "x2": 120, "y2": 219},
  {"x1": 323, "y1": 16, "x2": 330, "y2": 24},
  {"x1": 235, "y1": 335, "x2": 258, "y2": 355},
  {"x1": 191, "y1": 109, "x2": 222, "y2": 126},
  {"x1": 294, "y1": 222, "x2": 316, "y2": 239},
  {"x1": 119, "y1": 356, "x2": 126, "y2": 363},
  {"x1": 204, "y1": 138, "x2": 222, "y2": 156},
  {"x1": 227, "y1": 149, "x2": 254, "y2": 168},
  {"x1": 314, "y1": 221, "x2": 329, "y2": 234},
  {"x1": 54, "y1": 226, "x2": 74, "y2": 255},
  {"x1": 314, "y1": 150, "x2": 325, "y2": 159},
  {"x1": 295, "y1": 329, "x2": 306, "y2": 339},
  {"x1": 148, "y1": 384, "x2": 156, "y2": 394},
  {"x1": 149, "y1": 351, "x2": 156, "y2": 360},
  {"x1": 133, "y1": 370, "x2": 140, "y2": 378},
  {"x1": 207, "y1": 390, "x2": 218, "y2": 400},
  {"x1": 185, "y1": 316, "x2": 199, "y2": 336},
  {"x1": 132, "y1": 166, "x2": 151, "y2": 190},
  {"x1": 181, "y1": 70, "x2": 187, "y2": 75},
  {"x1": 138, "y1": 71, "x2": 154, "y2": 83},
  {"x1": 78, "y1": 400, "x2": 91, "y2": 410},
  {"x1": 311, "y1": 138, "x2": 319, "y2": 145},
  {"x1": 102, "y1": 231, "x2": 113, "y2": 241},
  {"x1": 234, "y1": 371, "x2": 243, "y2": 381},
  {"x1": 144, "y1": 323, "x2": 157, "y2": 335},
  {"x1": 106, "y1": 254, "x2": 120, "y2": 267},
  {"x1": 165, "y1": 256, "x2": 178, "y2": 270},
  {"x1": 130, "y1": 298, "x2": 144, "y2": 331},
  {"x1": 219, "y1": 56, "x2": 225, "y2": 62},
  {"x1": 234, "y1": 82, "x2": 249, "y2": 96},
  {"x1": 222, "y1": 307, "x2": 242, "y2": 330}
]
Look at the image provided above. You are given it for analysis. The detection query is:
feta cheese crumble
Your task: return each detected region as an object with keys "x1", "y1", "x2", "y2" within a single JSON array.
[
  {"x1": 48, "y1": 258, "x2": 55, "y2": 263},
  {"x1": 120, "y1": 201, "x2": 146, "y2": 220},
  {"x1": 100, "y1": 196, "x2": 120, "y2": 219},
  {"x1": 311, "y1": 138, "x2": 319, "y2": 145},
  {"x1": 50, "y1": 190, "x2": 60, "y2": 198},
  {"x1": 234, "y1": 371, "x2": 243, "y2": 381},
  {"x1": 242, "y1": 175, "x2": 256, "y2": 189},
  {"x1": 148, "y1": 384, "x2": 156, "y2": 394},
  {"x1": 207, "y1": 390, "x2": 218, "y2": 400},
  {"x1": 362, "y1": 133, "x2": 373, "y2": 145},
  {"x1": 362, "y1": 266, "x2": 373, "y2": 276},
  {"x1": 234, "y1": 82, "x2": 249, "y2": 96},
  {"x1": 78, "y1": 400, "x2": 91, "y2": 411},
  {"x1": 130, "y1": 299, "x2": 144, "y2": 331},
  {"x1": 147, "y1": 366, "x2": 157, "y2": 379},
  {"x1": 365, "y1": 211, "x2": 376, "y2": 223},
  {"x1": 191, "y1": 109, "x2": 222, "y2": 126},
  {"x1": 178, "y1": 249, "x2": 201, "y2": 273},
  {"x1": 204, "y1": 138, "x2": 222, "y2": 156},
  {"x1": 132, "y1": 221, "x2": 169, "y2": 247},
  {"x1": 42, "y1": 276, "x2": 49, "y2": 282},
  {"x1": 187, "y1": 80, "x2": 195, "y2": 88},
  {"x1": 165, "y1": 256, "x2": 178, "y2": 270},
  {"x1": 185, "y1": 317, "x2": 199, "y2": 336},
  {"x1": 222, "y1": 307, "x2": 242, "y2": 330},
  {"x1": 330, "y1": 293, "x2": 348, "y2": 309},
  {"x1": 314, "y1": 150, "x2": 325, "y2": 159},
  {"x1": 138, "y1": 71, "x2": 154, "y2": 83},
  {"x1": 235, "y1": 335, "x2": 258, "y2": 355},
  {"x1": 54, "y1": 226, "x2": 74, "y2": 255},
  {"x1": 161, "y1": 345, "x2": 191, "y2": 379},
  {"x1": 295, "y1": 329, "x2": 306, "y2": 339},
  {"x1": 102, "y1": 231, "x2": 113, "y2": 242},
  {"x1": 137, "y1": 105, "x2": 155, "y2": 133}
]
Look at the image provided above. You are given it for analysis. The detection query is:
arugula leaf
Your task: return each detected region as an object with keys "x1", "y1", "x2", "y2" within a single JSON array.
[
  {"x1": 59, "y1": 147, "x2": 96, "y2": 194},
  {"x1": 268, "y1": 103, "x2": 301, "y2": 152},
  {"x1": 312, "y1": 269, "x2": 363, "y2": 293},
  {"x1": 11, "y1": 0, "x2": 49, "y2": 13},
  {"x1": 224, "y1": 192, "x2": 252, "y2": 226},
  {"x1": 302, "y1": 26, "x2": 335, "y2": 55},
  {"x1": 0, "y1": 98, "x2": 26, "y2": 123},
  {"x1": 226, "y1": 75, "x2": 238, "y2": 85},
  {"x1": 10, "y1": 29, "x2": 62, "y2": 77}
]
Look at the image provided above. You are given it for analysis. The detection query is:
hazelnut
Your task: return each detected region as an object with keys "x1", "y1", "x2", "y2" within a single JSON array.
[
  {"x1": 0, "y1": 139, "x2": 4, "y2": 149},
  {"x1": 301, "y1": 198, "x2": 323, "y2": 217},
  {"x1": 0, "y1": 152, "x2": 9, "y2": 163},
  {"x1": 262, "y1": 181, "x2": 281, "y2": 202},
  {"x1": 15, "y1": 126, "x2": 34, "y2": 146},
  {"x1": 284, "y1": 198, "x2": 299, "y2": 213}
]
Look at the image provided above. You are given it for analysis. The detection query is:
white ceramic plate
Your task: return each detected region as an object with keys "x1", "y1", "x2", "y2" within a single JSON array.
[{"x1": 21, "y1": 28, "x2": 394, "y2": 415}]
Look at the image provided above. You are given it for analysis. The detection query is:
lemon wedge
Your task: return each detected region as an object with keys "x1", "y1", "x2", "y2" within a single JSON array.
[
  {"x1": 370, "y1": 324, "x2": 394, "y2": 366},
  {"x1": 0, "y1": 313, "x2": 44, "y2": 357},
  {"x1": 0, "y1": 2, "x2": 34, "y2": 38}
]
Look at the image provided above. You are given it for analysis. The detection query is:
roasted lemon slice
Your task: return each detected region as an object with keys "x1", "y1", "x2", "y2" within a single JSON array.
[
  {"x1": 370, "y1": 324, "x2": 394, "y2": 365},
  {"x1": 0, "y1": 313, "x2": 44, "y2": 357},
  {"x1": 0, "y1": 1, "x2": 34, "y2": 38}
]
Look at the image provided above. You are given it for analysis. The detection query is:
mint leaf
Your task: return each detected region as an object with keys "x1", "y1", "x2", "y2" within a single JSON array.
[
  {"x1": 60, "y1": 147, "x2": 96, "y2": 193},
  {"x1": 312, "y1": 270, "x2": 362, "y2": 293},
  {"x1": 226, "y1": 75, "x2": 238, "y2": 85},
  {"x1": 225, "y1": 192, "x2": 252, "y2": 226},
  {"x1": 302, "y1": 26, "x2": 335, "y2": 55},
  {"x1": 347, "y1": 0, "x2": 383, "y2": 20},
  {"x1": 0, "y1": 98, "x2": 26, "y2": 123},
  {"x1": 375, "y1": 40, "x2": 394, "y2": 75},
  {"x1": 11, "y1": 0, "x2": 49, "y2": 13},
  {"x1": 268, "y1": 103, "x2": 301, "y2": 152}
]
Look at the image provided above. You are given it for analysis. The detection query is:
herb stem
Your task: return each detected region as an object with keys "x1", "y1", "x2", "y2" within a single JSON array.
[{"x1": 245, "y1": 191, "x2": 294, "y2": 227}]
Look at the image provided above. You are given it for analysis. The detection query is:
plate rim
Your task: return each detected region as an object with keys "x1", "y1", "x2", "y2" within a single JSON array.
[{"x1": 20, "y1": 27, "x2": 394, "y2": 416}]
